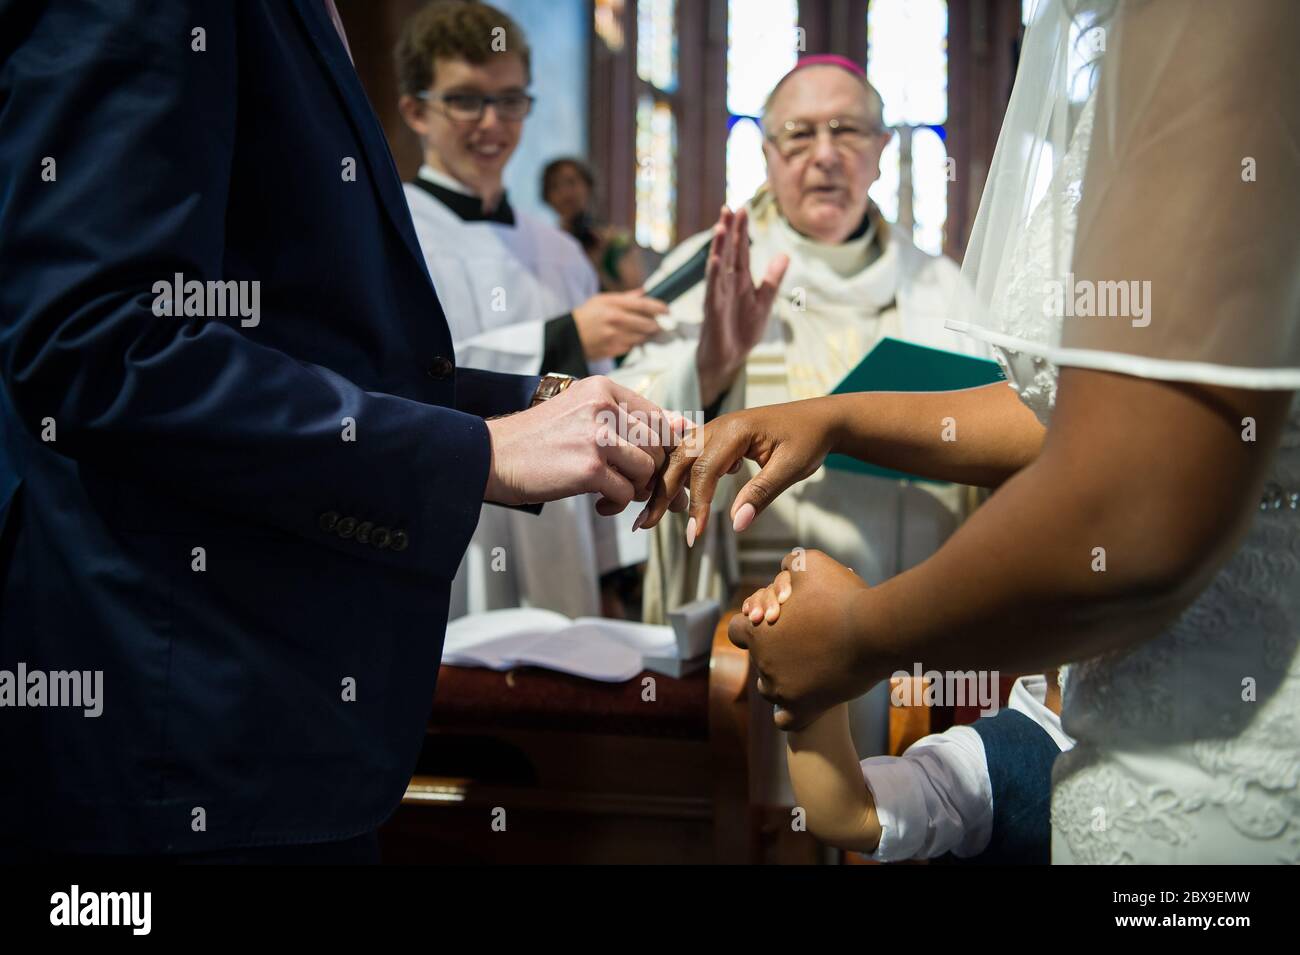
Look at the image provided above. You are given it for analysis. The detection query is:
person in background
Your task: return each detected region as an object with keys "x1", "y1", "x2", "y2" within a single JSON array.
[
  {"x1": 396, "y1": 0, "x2": 665, "y2": 619},
  {"x1": 543, "y1": 157, "x2": 647, "y2": 294}
]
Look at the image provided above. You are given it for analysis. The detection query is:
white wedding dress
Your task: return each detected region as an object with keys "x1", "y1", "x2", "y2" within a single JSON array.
[
  {"x1": 953, "y1": 0, "x2": 1300, "y2": 862},
  {"x1": 996, "y1": 195, "x2": 1300, "y2": 861}
]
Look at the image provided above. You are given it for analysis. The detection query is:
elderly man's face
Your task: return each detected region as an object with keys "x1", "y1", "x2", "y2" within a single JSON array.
[{"x1": 763, "y1": 66, "x2": 890, "y2": 244}]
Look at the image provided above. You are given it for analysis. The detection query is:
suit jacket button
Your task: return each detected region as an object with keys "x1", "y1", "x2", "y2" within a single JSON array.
[
  {"x1": 426, "y1": 356, "x2": 454, "y2": 380},
  {"x1": 319, "y1": 511, "x2": 340, "y2": 532},
  {"x1": 389, "y1": 529, "x2": 409, "y2": 552},
  {"x1": 336, "y1": 516, "x2": 358, "y2": 539},
  {"x1": 371, "y1": 526, "x2": 391, "y2": 549},
  {"x1": 355, "y1": 521, "x2": 374, "y2": 544}
]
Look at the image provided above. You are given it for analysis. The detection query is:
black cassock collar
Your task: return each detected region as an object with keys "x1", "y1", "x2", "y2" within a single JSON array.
[{"x1": 407, "y1": 175, "x2": 515, "y2": 226}]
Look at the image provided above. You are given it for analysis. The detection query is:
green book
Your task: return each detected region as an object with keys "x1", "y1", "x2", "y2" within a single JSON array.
[{"x1": 824, "y1": 336, "x2": 1005, "y2": 483}]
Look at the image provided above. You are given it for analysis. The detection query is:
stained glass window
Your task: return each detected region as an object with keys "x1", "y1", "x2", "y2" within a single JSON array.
[
  {"x1": 910, "y1": 126, "x2": 948, "y2": 255},
  {"x1": 637, "y1": 0, "x2": 677, "y2": 90},
  {"x1": 634, "y1": 0, "x2": 677, "y2": 252},
  {"x1": 866, "y1": 0, "x2": 949, "y2": 255},
  {"x1": 726, "y1": 118, "x2": 767, "y2": 209},
  {"x1": 635, "y1": 95, "x2": 676, "y2": 252},
  {"x1": 868, "y1": 0, "x2": 947, "y2": 127},
  {"x1": 725, "y1": 0, "x2": 799, "y2": 209}
]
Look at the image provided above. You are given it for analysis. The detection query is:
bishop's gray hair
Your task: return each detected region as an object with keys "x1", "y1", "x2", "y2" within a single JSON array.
[{"x1": 760, "y1": 69, "x2": 887, "y2": 137}]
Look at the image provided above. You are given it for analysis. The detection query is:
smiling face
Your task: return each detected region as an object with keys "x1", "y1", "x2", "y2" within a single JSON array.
[
  {"x1": 762, "y1": 66, "x2": 891, "y2": 244},
  {"x1": 399, "y1": 54, "x2": 528, "y2": 204}
]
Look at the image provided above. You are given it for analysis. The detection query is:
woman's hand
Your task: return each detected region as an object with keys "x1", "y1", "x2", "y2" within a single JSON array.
[
  {"x1": 729, "y1": 548, "x2": 878, "y2": 731},
  {"x1": 633, "y1": 396, "x2": 842, "y2": 544}
]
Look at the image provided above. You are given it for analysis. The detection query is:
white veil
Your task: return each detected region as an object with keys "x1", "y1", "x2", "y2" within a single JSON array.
[{"x1": 947, "y1": 0, "x2": 1300, "y2": 389}]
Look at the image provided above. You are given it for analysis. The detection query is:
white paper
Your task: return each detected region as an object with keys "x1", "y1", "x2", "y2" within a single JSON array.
[{"x1": 440, "y1": 608, "x2": 677, "y2": 682}]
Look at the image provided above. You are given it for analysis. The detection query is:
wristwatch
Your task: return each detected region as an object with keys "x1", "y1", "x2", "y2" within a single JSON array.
[
  {"x1": 529, "y1": 372, "x2": 577, "y2": 407},
  {"x1": 487, "y1": 373, "x2": 577, "y2": 421}
]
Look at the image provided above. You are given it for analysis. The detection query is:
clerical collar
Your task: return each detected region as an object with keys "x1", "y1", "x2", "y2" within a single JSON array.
[
  {"x1": 845, "y1": 210, "x2": 874, "y2": 242},
  {"x1": 774, "y1": 206, "x2": 883, "y2": 278},
  {"x1": 412, "y1": 164, "x2": 515, "y2": 226}
]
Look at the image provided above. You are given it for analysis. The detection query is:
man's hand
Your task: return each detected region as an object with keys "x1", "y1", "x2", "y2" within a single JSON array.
[
  {"x1": 483, "y1": 375, "x2": 690, "y2": 516},
  {"x1": 572, "y1": 290, "x2": 669, "y2": 362},
  {"x1": 696, "y1": 206, "x2": 790, "y2": 406},
  {"x1": 729, "y1": 548, "x2": 876, "y2": 731}
]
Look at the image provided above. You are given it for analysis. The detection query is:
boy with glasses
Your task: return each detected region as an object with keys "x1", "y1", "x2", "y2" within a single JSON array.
[{"x1": 396, "y1": 1, "x2": 662, "y2": 619}]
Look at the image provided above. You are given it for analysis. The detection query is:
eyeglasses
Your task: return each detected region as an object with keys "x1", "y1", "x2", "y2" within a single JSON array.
[
  {"x1": 417, "y1": 90, "x2": 535, "y2": 123},
  {"x1": 766, "y1": 118, "x2": 886, "y2": 161}
]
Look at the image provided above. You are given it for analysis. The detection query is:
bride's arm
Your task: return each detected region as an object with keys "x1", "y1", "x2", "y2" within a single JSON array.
[
  {"x1": 735, "y1": 367, "x2": 1293, "y2": 730},
  {"x1": 877, "y1": 371, "x2": 1293, "y2": 670},
  {"x1": 638, "y1": 380, "x2": 1043, "y2": 535},
  {"x1": 825, "y1": 381, "x2": 1045, "y2": 487}
]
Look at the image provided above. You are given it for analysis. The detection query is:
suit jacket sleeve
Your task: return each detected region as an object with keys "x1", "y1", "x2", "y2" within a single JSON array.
[
  {"x1": 0, "y1": 1, "x2": 486, "y2": 580},
  {"x1": 453, "y1": 368, "x2": 540, "y2": 420}
]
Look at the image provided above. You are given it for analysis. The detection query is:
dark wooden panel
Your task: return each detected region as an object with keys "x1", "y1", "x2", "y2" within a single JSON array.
[{"x1": 336, "y1": 0, "x2": 427, "y2": 182}]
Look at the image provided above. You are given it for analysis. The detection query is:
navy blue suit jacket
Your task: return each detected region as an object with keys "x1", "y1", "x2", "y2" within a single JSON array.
[{"x1": 0, "y1": 0, "x2": 538, "y2": 852}]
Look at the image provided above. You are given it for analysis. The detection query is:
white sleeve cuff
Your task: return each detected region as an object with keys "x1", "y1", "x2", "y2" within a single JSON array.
[
  {"x1": 858, "y1": 756, "x2": 932, "y2": 862},
  {"x1": 859, "y1": 725, "x2": 994, "y2": 861}
]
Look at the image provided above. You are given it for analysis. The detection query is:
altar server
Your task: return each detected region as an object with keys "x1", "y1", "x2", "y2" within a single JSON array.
[{"x1": 396, "y1": 1, "x2": 666, "y2": 618}]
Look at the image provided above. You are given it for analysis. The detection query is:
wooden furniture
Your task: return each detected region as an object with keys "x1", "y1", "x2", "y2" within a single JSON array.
[
  {"x1": 380, "y1": 609, "x2": 821, "y2": 863},
  {"x1": 381, "y1": 605, "x2": 1010, "y2": 863}
]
